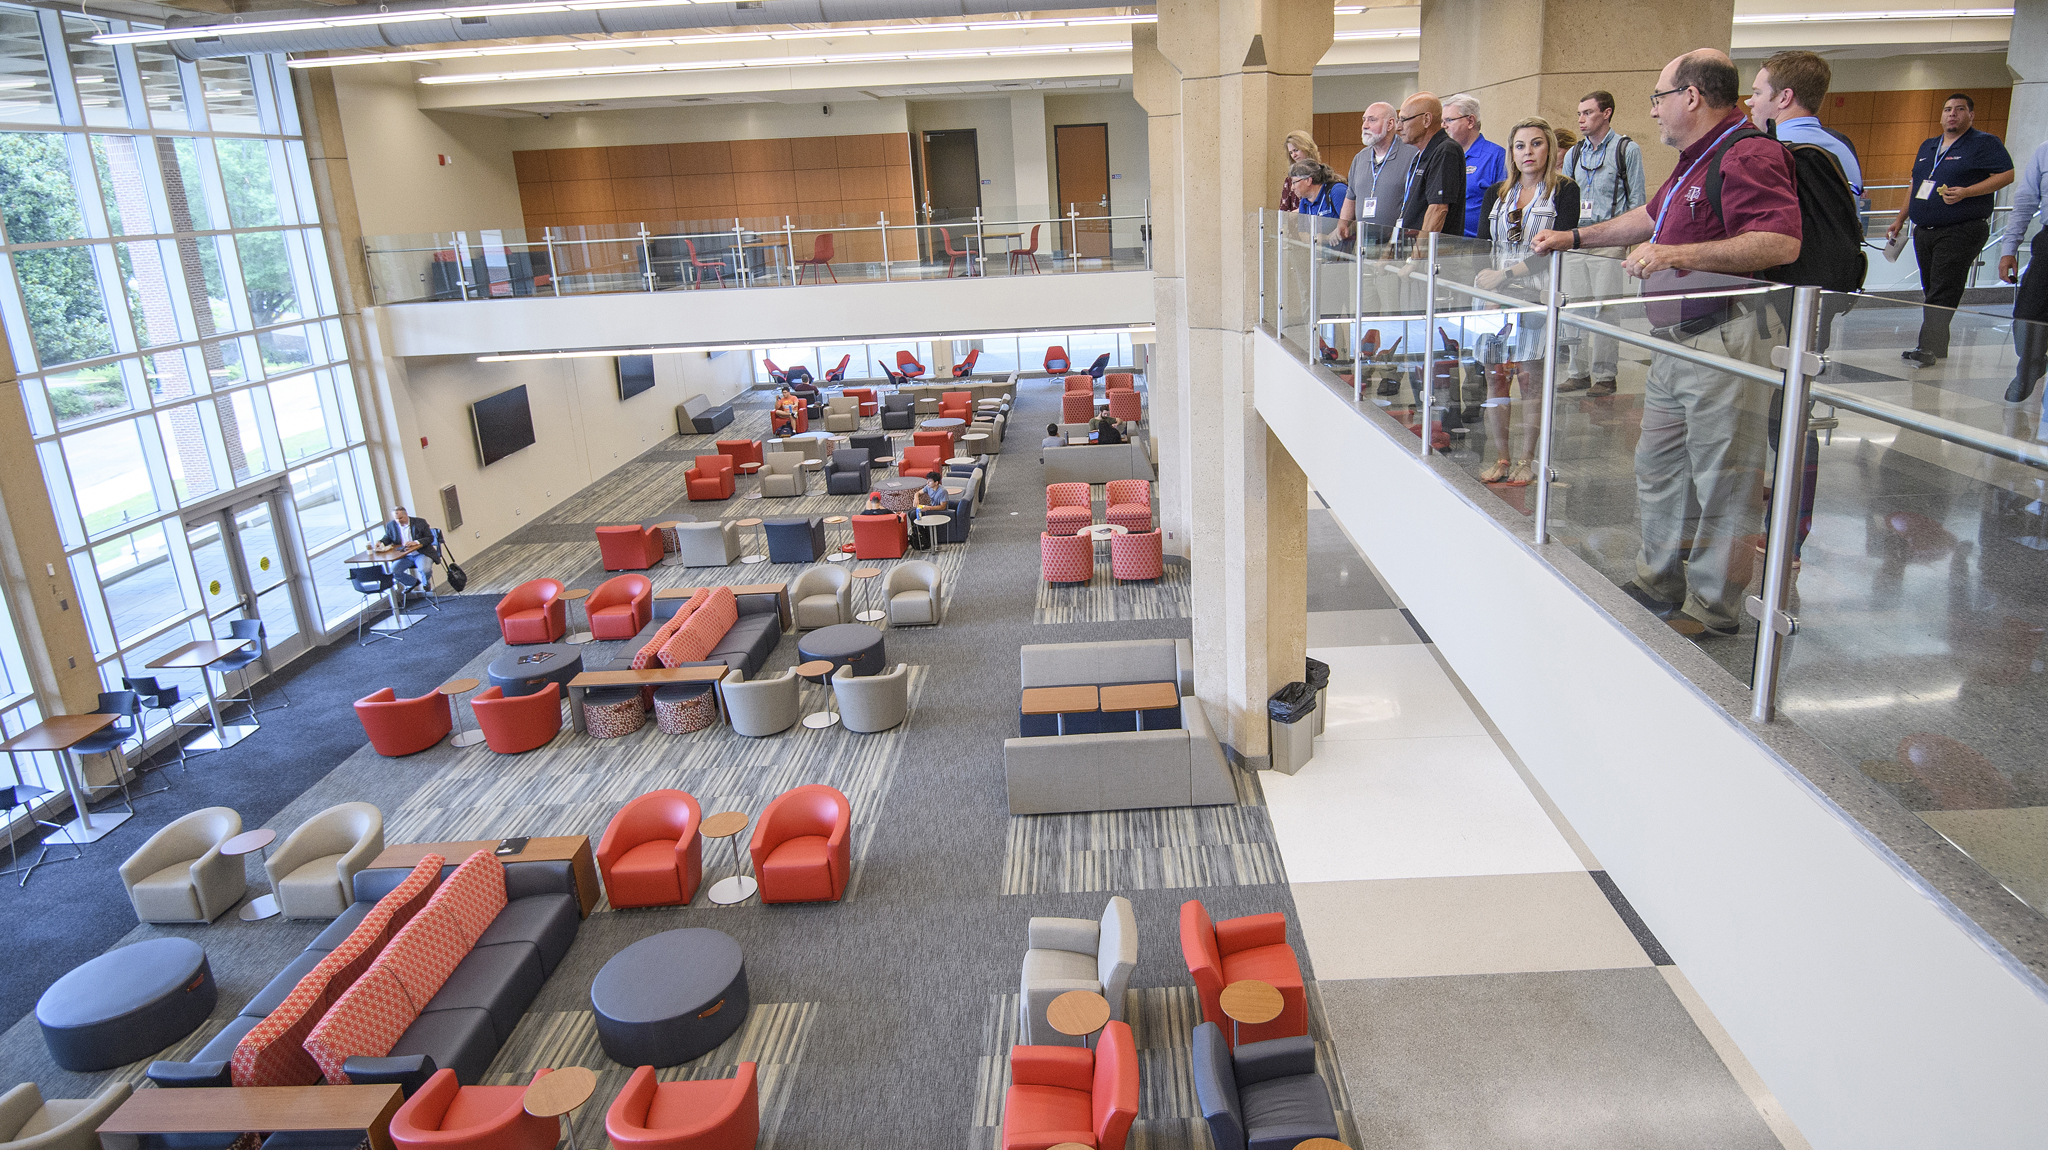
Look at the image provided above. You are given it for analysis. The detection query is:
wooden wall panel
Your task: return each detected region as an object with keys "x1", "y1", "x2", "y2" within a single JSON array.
[
  {"x1": 606, "y1": 144, "x2": 671, "y2": 179},
  {"x1": 1819, "y1": 86, "x2": 2012, "y2": 209},
  {"x1": 670, "y1": 141, "x2": 733, "y2": 175},
  {"x1": 730, "y1": 137, "x2": 793, "y2": 173}
]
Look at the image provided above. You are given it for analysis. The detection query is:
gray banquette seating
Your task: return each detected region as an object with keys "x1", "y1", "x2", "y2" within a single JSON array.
[
  {"x1": 602, "y1": 588, "x2": 784, "y2": 678},
  {"x1": 1042, "y1": 439, "x2": 1155, "y2": 485},
  {"x1": 679, "y1": 393, "x2": 734, "y2": 434}
]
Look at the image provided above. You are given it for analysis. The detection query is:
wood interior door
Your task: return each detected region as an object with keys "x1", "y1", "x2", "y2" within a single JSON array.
[{"x1": 1054, "y1": 123, "x2": 1111, "y2": 259}]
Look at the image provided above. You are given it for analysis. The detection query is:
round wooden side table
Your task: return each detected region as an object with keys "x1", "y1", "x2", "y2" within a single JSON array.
[
  {"x1": 795, "y1": 659, "x2": 839, "y2": 729},
  {"x1": 736, "y1": 518, "x2": 767, "y2": 565},
  {"x1": 1219, "y1": 979, "x2": 1284, "y2": 1047},
  {"x1": 440, "y1": 677, "x2": 486, "y2": 748},
  {"x1": 655, "y1": 520, "x2": 688, "y2": 565},
  {"x1": 1291, "y1": 1140, "x2": 1350, "y2": 1150},
  {"x1": 1046, "y1": 989, "x2": 1111, "y2": 1048},
  {"x1": 222, "y1": 828, "x2": 279, "y2": 921},
  {"x1": 822, "y1": 516, "x2": 852, "y2": 563},
  {"x1": 523, "y1": 1065, "x2": 597, "y2": 1150},
  {"x1": 850, "y1": 567, "x2": 884, "y2": 625},
  {"x1": 561, "y1": 587, "x2": 592, "y2": 643},
  {"x1": 701, "y1": 810, "x2": 756, "y2": 904},
  {"x1": 738, "y1": 461, "x2": 764, "y2": 500}
]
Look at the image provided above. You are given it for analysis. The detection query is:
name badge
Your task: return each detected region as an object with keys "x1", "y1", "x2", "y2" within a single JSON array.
[
  {"x1": 1360, "y1": 197, "x2": 1376, "y2": 216},
  {"x1": 1916, "y1": 180, "x2": 1936, "y2": 200}
]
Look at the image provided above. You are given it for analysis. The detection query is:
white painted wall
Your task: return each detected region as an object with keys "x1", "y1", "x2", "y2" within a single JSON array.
[
  {"x1": 372, "y1": 345, "x2": 748, "y2": 556},
  {"x1": 1250, "y1": 332, "x2": 2048, "y2": 1150},
  {"x1": 1826, "y1": 53, "x2": 2011, "y2": 94},
  {"x1": 500, "y1": 100, "x2": 911, "y2": 149},
  {"x1": 1313, "y1": 72, "x2": 1419, "y2": 113},
  {"x1": 330, "y1": 62, "x2": 527, "y2": 237}
]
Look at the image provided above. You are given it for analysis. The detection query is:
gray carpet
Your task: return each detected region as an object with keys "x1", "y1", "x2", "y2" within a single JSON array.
[{"x1": 0, "y1": 380, "x2": 1350, "y2": 1149}]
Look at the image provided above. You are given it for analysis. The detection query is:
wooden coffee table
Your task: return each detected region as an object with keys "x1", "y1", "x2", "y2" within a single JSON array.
[
  {"x1": 98, "y1": 1084, "x2": 403, "y2": 1150},
  {"x1": 700, "y1": 811, "x2": 756, "y2": 904},
  {"x1": 371, "y1": 835, "x2": 599, "y2": 917}
]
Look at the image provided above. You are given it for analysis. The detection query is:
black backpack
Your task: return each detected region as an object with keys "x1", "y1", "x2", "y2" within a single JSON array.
[{"x1": 1704, "y1": 126, "x2": 1866, "y2": 293}]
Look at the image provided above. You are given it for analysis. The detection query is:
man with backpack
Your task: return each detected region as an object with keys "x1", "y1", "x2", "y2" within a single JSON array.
[
  {"x1": 1531, "y1": 49, "x2": 1801, "y2": 639},
  {"x1": 1559, "y1": 90, "x2": 1647, "y2": 395}
]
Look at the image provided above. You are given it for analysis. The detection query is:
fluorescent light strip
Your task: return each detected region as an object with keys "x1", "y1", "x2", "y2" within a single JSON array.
[
  {"x1": 418, "y1": 40, "x2": 1128, "y2": 84},
  {"x1": 289, "y1": 13, "x2": 1154, "y2": 70},
  {"x1": 1332, "y1": 28, "x2": 1419, "y2": 40},
  {"x1": 91, "y1": 0, "x2": 709, "y2": 45},
  {"x1": 1733, "y1": 7, "x2": 2011, "y2": 22},
  {"x1": 477, "y1": 324, "x2": 1157, "y2": 363}
]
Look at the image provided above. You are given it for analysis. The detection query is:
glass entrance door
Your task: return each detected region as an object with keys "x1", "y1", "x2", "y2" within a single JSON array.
[{"x1": 184, "y1": 490, "x2": 310, "y2": 674}]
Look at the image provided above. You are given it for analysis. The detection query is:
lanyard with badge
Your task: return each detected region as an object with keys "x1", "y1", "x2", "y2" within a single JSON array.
[
  {"x1": 1651, "y1": 121, "x2": 1746, "y2": 243},
  {"x1": 1359, "y1": 146, "x2": 1393, "y2": 219},
  {"x1": 1917, "y1": 132, "x2": 1966, "y2": 202}
]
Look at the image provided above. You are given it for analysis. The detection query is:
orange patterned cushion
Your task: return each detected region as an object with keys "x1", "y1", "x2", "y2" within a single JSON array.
[
  {"x1": 373, "y1": 851, "x2": 504, "y2": 1005},
  {"x1": 662, "y1": 586, "x2": 738, "y2": 666},
  {"x1": 231, "y1": 855, "x2": 444, "y2": 1088},
  {"x1": 304, "y1": 965, "x2": 418, "y2": 1084},
  {"x1": 632, "y1": 589, "x2": 706, "y2": 669},
  {"x1": 422, "y1": 850, "x2": 507, "y2": 948}
]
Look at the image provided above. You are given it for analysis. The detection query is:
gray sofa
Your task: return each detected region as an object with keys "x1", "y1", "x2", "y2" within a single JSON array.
[
  {"x1": 679, "y1": 393, "x2": 733, "y2": 435},
  {"x1": 1043, "y1": 440, "x2": 1154, "y2": 485},
  {"x1": 1004, "y1": 639, "x2": 1235, "y2": 815},
  {"x1": 604, "y1": 588, "x2": 784, "y2": 678}
]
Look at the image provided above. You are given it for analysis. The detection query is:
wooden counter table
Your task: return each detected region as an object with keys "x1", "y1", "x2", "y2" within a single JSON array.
[
  {"x1": 370, "y1": 835, "x2": 599, "y2": 918},
  {"x1": 1021, "y1": 685, "x2": 1099, "y2": 735},
  {"x1": 98, "y1": 1084, "x2": 402, "y2": 1150}
]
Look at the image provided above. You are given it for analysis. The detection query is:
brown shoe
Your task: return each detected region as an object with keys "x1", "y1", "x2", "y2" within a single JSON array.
[
  {"x1": 1558, "y1": 376, "x2": 1591, "y2": 393},
  {"x1": 1587, "y1": 379, "x2": 1618, "y2": 397}
]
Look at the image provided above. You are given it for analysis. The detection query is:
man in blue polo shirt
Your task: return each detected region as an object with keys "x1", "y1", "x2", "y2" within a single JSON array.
[
  {"x1": 1444, "y1": 93, "x2": 1505, "y2": 240},
  {"x1": 1886, "y1": 93, "x2": 2014, "y2": 367}
]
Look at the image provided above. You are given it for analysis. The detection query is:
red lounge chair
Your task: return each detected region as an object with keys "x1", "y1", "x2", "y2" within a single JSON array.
[
  {"x1": 1040, "y1": 532, "x2": 1093, "y2": 584},
  {"x1": 596, "y1": 789, "x2": 704, "y2": 909},
  {"x1": 824, "y1": 354, "x2": 851, "y2": 382},
  {"x1": 715, "y1": 438, "x2": 763, "y2": 468},
  {"x1": 1111, "y1": 530, "x2": 1163, "y2": 582},
  {"x1": 597, "y1": 525, "x2": 664, "y2": 571},
  {"x1": 585, "y1": 574, "x2": 652, "y2": 641},
  {"x1": 895, "y1": 350, "x2": 926, "y2": 379},
  {"x1": 1000, "y1": 1022, "x2": 1137, "y2": 1150},
  {"x1": 605, "y1": 1063, "x2": 759, "y2": 1149},
  {"x1": 686, "y1": 454, "x2": 735, "y2": 501},
  {"x1": 469, "y1": 683, "x2": 562, "y2": 754},
  {"x1": 496, "y1": 579, "x2": 566, "y2": 644},
  {"x1": 1044, "y1": 345, "x2": 1070, "y2": 374},
  {"x1": 898, "y1": 444, "x2": 945, "y2": 478},
  {"x1": 389, "y1": 1068, "x2": 559, "y2": 1150},
  {"x1": 952, "y1": 348, "x2": 981, "y2": 377},
  {"x1": 354, "y1": 687, "x2": 452, "y2": 757},
  {"x1": 851, "y1": 511, "x2": 908, "y2": 559},
  {"x1": 749, "y1": 784, "x2": 851, "y2": 903},
  {"x1": 1180, "y1": 900, "x2": 1307, "y2": 1047}
]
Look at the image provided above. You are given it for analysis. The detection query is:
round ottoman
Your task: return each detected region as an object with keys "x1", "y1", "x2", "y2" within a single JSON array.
[
  {"x1": 487, "y1": 643, "x2": 584, "y2": 697},
  {"x1": 796, "y1": 623, "x2": 886, "y2": 680},
  {"x1": 583, "y1": 687, "x2": 646, "y2": 739},
  {"x1": 38, "y1": 938, "x2": 215, "y2": 1071},
  {"x1": 653, "y1": 683, "x2": 717, "y2": 734},
  {"x1": 593, "y1": 928, "x2": 749, "y2": 1067}
]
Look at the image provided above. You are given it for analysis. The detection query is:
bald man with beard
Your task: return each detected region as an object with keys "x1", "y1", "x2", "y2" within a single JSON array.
[{"x1": 1336, "y1": 101, "x2": 1420, "y2": 248}]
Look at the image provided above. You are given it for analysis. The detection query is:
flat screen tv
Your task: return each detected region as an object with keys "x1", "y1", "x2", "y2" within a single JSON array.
[
  {"x1": 471, "y1": 385, "x2": 536, "y2": 467},
  {"x1": 616, "y1": 355, "x2": 656, "y2": 401}
]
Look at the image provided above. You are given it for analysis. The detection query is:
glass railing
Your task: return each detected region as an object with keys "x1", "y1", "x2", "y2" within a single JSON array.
[
  {"x1": 361, "y1": 209, "x2": 1152, "y2": 305},
  {"x1": 1261, "y1": 208, "x2": 2048, "y2": 924}
]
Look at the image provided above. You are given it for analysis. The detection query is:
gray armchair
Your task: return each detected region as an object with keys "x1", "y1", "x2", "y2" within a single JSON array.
[
  {"x1": 1192, "y1": 1022, "x2": 1340, "y2": 1150},
  {"x1": 884, "y1": 561, "x2": 941, "y2": 626},
  {"x1": 719, "y1": 667, "x2": 800, "y2": 736},
  {"x1": 119, "y1": 805, "x2": 244, "y2": 924},
  {"x1": 832, "y1": 663, "x2": 909, "y2": 733},
  {"x1": 675, "y1": 519, "x2": 741, "y2": 565},
  {"x1": 880, "y1": 392, "x2": 915, "y2": 430},
  {"x1": 266, "y1": 801, "x2": 383, "y2": 920},
  {"x1": 1019, "y1": 895, "x2": 1137, "y2": 1046},
  {"x1": 792, "y1": 565, "x2": 852, "y2": 629},
  {"x1": 760, "y1": 450, "x2": 807, "y2": 497},
  {"x1": 824, "y1": 395, "x2": 861, "y2": 432},
  {"x1": 825, "y1": 449, "x2": 871, "y2": 495},
  {"x1": 0, "y1": 1082, "x2": 131, "y2": 1150}
]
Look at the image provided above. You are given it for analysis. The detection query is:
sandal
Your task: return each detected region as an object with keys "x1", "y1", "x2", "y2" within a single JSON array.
[
  {"x1": 1505, "y1": 460, "x2": 1536, "y2": 486},
  {"x1": 1479, "y1": 459, "x2": 1510, "y2": 483}
]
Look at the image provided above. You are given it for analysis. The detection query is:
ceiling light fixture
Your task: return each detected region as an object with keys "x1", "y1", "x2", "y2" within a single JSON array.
[
  {"x1": 288, "y1": 12, "x2": 1155, "y2": 70},
  {"x1": 1331, "y1": 28, "x2": 1419, "y2": 40},
  {"x1": 1733, "y1": 7, "x2": 2011, "y2": 22},
  {"x1": 417, "y1": 40, "x2": 1129, "y2": 85},
  {"x1": 90, "y1": 0, "x2": 709, "y2": 46},
  {"x1": 477, "y1": 324, "x2": 1156, "y2": 363}
]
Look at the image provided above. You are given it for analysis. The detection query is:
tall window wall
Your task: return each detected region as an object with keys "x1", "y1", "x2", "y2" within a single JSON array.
[{"x1": 0, "y1": 5, "x2": 379, "y2": 740}]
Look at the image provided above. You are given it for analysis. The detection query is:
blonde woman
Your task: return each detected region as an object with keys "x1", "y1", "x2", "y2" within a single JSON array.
[
  {"x1": 1280, "y1": 129, "x2": 1319, "y2": 211},
  {"x1": 1473, "y1": 116, "x2": 1580, "y2": 486}
]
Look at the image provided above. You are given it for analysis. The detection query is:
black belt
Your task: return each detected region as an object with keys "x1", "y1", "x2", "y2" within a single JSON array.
[{"x1": 1651, "y1": 302, "x2": 1746, "y2": 342}]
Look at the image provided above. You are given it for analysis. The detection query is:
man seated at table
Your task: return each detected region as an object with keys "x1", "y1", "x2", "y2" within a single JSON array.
[
  {"x1": 1089, "y1": 415, "x2": 1125, "y2": 445},
  {"x1": 912, "y1": 471, "x2": 951, "y2": 550},
  {"x1": 376, "y1": 506, "x2": 438, "y2": 592}
]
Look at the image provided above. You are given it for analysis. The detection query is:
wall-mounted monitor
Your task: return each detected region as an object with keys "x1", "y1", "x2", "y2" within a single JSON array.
[
  {"x1": 616, "y1": 355, "x2": 656, "y2": 401},
  {"x1": 471, "y1": 385, "x2": 536, "y2": 467}
]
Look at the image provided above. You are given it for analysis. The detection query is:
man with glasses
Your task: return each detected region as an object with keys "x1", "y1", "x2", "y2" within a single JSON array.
[
  {"x1": 1444, "y1": 94, "x2": 1504, "y2": 239},
  {"x1": 1394, "y1": 93, "x2": 1465, "y2": 251},
  {"x1": 1532, "y1": 50, "x2": 1801, "y2": 640},
  {"x1": 1559, "y1": 90, "x2": 1647, "y2": 395},
  {"x1": 1886, "y1": 93, "x2": 2013, "y2": 368}
]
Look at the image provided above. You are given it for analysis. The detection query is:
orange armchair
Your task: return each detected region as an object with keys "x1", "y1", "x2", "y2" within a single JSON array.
[
  {"x1": 898, "y1": 445, "x2": 945, "y2": 478},
  {"x1": 1062, "y1": 392, "x2": 1095, "y2": 425},
  {"x1": 1105, "y1": 372, "x2": 1135, "y2": 391},
  {"x1": 597, "y1": 789, "x2": 704, "y2": 909},
  {"x1": 496, "y1": 578, "x2": 566, "y2": 644},
  {"x1": 390, "y1": 1068, "x2": 559, "y2": 1150},
  {"x1": 469, "y1": 683, "x2": 562, "y2": 754},
  {"x1": 1044, "y1": 345, "x2": 1070, "y2": 374},
  {"x1": 606, "y1": 1063, "x2": 759, "y2": 1149},
  {"x1": 749, "y1": 784, "x2": 850, "y2": 904},
  {"x1": 952, "y1": 348, "x2": 981, "y2": 377},
  {"x1": 1001, "y1": 1021, "x2": 1137, "y2": 1150},
  {"x1": 587, "y1": 574, "x2": 653, "y2": 641},
  {"x1": 1064, "y1": 374, "x2": 1094, "y2": 394},
  {"x1": 1046, "y1": 482, "x2": 1093, "y2": 536},
  {"x1": 715, "y1": 438, "x2": 763, "y2": 468},
  {"x1": 1179, "y1": 900, "x2": 1306, "y2": 1047},
  {"x1": 687, "y1": 454, "x2": 736, "y2": 501},
  {"x1": 941, "y1": 391, "x2": 973, "y2": 421},
  {"x1": 844, "y1": 386, "x2": 878, "y2": 416},
  {"x1": 354, "y1": 687, "x2": 452, "y2": 757},
  {"x1": 598, "y1": 525, "x2": 665, "y2": 571},
  {"x1": 852, "y1": 511, "x2": 907, "y2": 559},
  {"x1": 895, "y1": 350, "x2": 926, "y2": 379},
  {"x1": 1107, "y1": 389, "x2": 1142, "y2": 424},
  {"x1": 913, "y1": 429, "x2": 955, "y2": 460}
]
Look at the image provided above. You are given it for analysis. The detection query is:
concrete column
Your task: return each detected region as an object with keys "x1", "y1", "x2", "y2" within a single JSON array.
[
  {"x1": 1132, "y1": 27, "x2": 1191, "y2": 559},
  {"x1": 1010, "y1": 92, "x2": 1053, "y2": 225},
  {"x1": 2010, "y1": 0, "x2": 2048, "y2": 161},
  {"x1": 1418, "y1": 0, "x2": 1735, "y2": 187},
  {"x1": 1150, "y1": 0, "x2": 1324, "y2": 767}
]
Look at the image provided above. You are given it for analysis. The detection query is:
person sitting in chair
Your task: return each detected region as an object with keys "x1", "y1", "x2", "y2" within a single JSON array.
[
  {"x1": 377, "y1": 506, "x2": 438, "y2": 595},
  {"x1": 913, "y1": 471, "x2": 951, "y2": 549},
  {"x1": 772, "y1": 387, "x2": 803, "y2": 437},
  {"x1": 1089, "y1": 416, "x2": 1124, "y2": 445}
]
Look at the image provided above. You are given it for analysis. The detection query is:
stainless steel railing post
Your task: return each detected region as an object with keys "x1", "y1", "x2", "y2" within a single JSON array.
[
  {"x1": 879, "y1": 212, "x2": 891, "y2": 282},
  {"x1": 1307, "y1": 224, "x2": 1320, "y2": 357},
  {"x1": 1533, "y1": 250, "x2": 1565, "y2": 543},
  {"x1": 1258, "y1": 211, "x2": 1267, "y2": 327},
  {"x1": 1750, "y1": 284, "x2": 1824, "y2": 722},
  {"x1": 1419, "y1": 231, "x2": 1438, "y2": 459},
  {"x1": 1353, "y1": 227, "x2": 1366, "y2": 402}
]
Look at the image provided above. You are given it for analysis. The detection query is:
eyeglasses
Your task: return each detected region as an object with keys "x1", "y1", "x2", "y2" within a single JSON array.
[
  {"x1": 1395, "y1": 111, "x2": 1427, "y2": 124},
  {"x1": 1444, "y1": 114, "x2": 1472, "y2": 125},
  {"x1": 1648, "y1": 84, "x2": 1692, "y2": 109},
  {"x1": 1507, "y1": 206, "x2": 1524, "y2": 244}
]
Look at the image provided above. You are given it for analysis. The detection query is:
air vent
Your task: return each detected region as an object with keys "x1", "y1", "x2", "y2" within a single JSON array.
[
  {"x1": 440, "y1": 484, "x2": 463, "y2": 531},
  {"x1": 460, "y1": 15, "x2": 488, "y2": 23},
  {"x1": 734, "y1": 1, "x2": 764, "y2": 8}
]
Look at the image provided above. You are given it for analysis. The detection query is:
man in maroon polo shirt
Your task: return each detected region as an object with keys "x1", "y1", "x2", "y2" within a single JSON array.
[{"x1": 1533, "y1": 49, "x2": 1800, "y2": 638}]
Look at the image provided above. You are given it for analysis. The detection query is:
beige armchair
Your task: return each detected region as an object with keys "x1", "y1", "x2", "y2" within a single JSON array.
[
  {"x1": 832, "y1": 663, "x2": 910, "y2": 733},
  {"x1": 760, "y1": 451, "x2": 808, "y2": 497},
  {"x1": 675, "y1": 519, "x2": 741, "y2": 566},
  {"x1": 720, "y1": 667, "x2": 800, "y2": 736},
  {"x1": 266, "y1": 801, "x2": 383, "y2": 920},
  {"x1": 885, "y1": 561, "x2": 942, "y2": 626},
  {"x1": 824, "y1": 395, "x2": 861, "y2": 432},
  {"x1": 792, "y1": 565, "x2": 853, "y2": 629},
  {"x1": 119, "y1": 805, "x2": 243, "y2": 923},
  {"x1": 0, "y1": 1082, "x2": 130, "y2": 1150}
]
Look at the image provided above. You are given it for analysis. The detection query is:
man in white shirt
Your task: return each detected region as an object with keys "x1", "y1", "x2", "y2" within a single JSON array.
[
  {"x1": 1999, "y1": 139, "x2": 2048, "y2": 403},
  {"x1": 1559, "y1": 89, "x2": 1648, "y2": 395}
]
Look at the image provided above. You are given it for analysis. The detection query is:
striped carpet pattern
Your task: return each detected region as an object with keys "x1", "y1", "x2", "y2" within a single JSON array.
[
  {"x1": 999, "y1": 804, "x2": 1287, "y2": 896},
  {"x1": 1034, "y1": 553, "x2": 1191, "y2": 625}
]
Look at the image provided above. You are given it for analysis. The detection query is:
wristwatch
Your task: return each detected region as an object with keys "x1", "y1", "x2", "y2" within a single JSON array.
[{"x1": 1572, "y1": 228, "x2": 1582, "y2": 250}]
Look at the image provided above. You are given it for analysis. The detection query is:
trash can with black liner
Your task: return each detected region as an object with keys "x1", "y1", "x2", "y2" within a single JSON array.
[
  {"x1": 1305, "y1": 657, "x2": 1330, "y2": 736},
  {"x1": 1268, "y1": 682, "x2": 1317, "y2": 776}
]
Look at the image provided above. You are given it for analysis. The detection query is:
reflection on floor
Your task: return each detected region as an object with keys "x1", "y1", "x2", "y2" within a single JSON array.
[{"x1": 1278, "y1": 505, "x2": 1812, "y2": 1150}]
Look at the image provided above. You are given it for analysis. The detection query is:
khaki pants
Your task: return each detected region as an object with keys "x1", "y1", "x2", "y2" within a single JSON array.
[
  {"x1": 1562, "y1": 247, "x2": 1629, "y2": 383},
  {"x1": 1632, "y1": 306, "x2": 1780, "y2": 633}
]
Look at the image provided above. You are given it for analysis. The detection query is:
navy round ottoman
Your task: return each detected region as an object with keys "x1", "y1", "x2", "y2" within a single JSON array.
[
  {"x1": 592, "y1": 928, "x2": 748, "y2": 1067},
  {"x1": 486, "y1": 643, "x2": 583, "y2": 697},
  {"x1": 795, "y1": 623, "x2": 885, "y2": 681},
  {"x1": 38, "y1": 937, "x2": 215, "y2": 1071}
]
